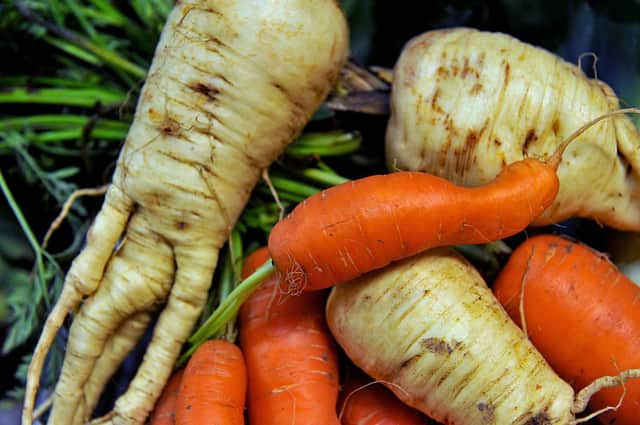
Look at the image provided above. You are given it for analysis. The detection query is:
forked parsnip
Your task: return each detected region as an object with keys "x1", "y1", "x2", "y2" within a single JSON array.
[
  {"x1": 385, "y1": 27, "x2": 640, "y2": 230},
  {"x1": 326, "y1": 248, "x2": 578, "y2": 424},
  {"x1": 23, "y1": 1, "x2": 349, "y2": 424}
]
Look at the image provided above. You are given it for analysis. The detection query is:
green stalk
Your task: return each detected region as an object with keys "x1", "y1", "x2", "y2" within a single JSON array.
[
  {"x1": 44, "y1": 35, "x2": 101, "y2": 66},
  {"x1": 0, "y1": 115, "x2": 129, "y2": 131},
  {"x1": 0, "y1": 171, "x2": 49, "y2": 307},
  {"x1": 0, "y1": 76, "x2": 100, "y2": 88},
  {"x1": 179, "y1": 260, "x2": 276, "y2": 366},
  {"x1": 294, "y1": 168, "x2": 350, "y2": 187},
  {"x1": 286, "y1": 131, "x2": 361, "y2": 157},
  {"x1": 66, "y1": 38, "x2": 147, "y2": 79},
  {"x1": 0, "y1": 87, "x2": 126, "y2": 107},
  {"x1": 29, "y1": 128, "x2": 125, "y2": 144},
  {"x1": 63, "y1": 0, "x2": 98, "y2": 40},
  {"x1": 16, "y1": 1, "x2": 147, "y2": 79},
  {"x1": 269, "y1": 175, "x2": 320, "y2": 198}
]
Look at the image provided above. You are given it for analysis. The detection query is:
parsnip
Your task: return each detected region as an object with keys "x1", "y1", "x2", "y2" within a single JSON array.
[
  {"x1": 23, "y1": 1, "x2": 349, "y2": 424},
  {"x1": 385, "y1": 27, "x2": 640, "y2": 230},
  {"x1": 326, "y1": 248, "x2": 576, "y2": 425}
]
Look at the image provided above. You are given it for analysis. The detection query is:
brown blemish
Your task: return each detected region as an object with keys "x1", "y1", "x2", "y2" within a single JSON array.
[
  {"x1": 157, "y1": 114, "x2": 181, "y2": 135},
  {"x1": 176, "y1": 220, "x2": 188, "y2": 230},
  {"x1": 431, "y1": 88, "x2": 444, "y2": 114},
  {"x1": 436, "y1": 65, "x2": 449, "y2": 78},
  {"x1": 465, "y1": 130, "x2": 479, "y2": 149},
  {"x1": 421, "y1": 337, "x2": 459, "y2": 355},
  {"x1": 477, "y1": 402, "x2": 496, "y2": 423},
  {"x1": 399, "y1": 353, "x2": 422, "y2": 370},
  {"x1": 470, "y1": 82, "x2": 483, "y2": 95},
  {"x1": 493, "y1": 138, "x2": 502, "y2": 147},
  {"x1": 504, "y1": 62, "x2": 511, "y2": 86},
  {"x1": 462, "y1": 57, "x2": 470, "y2": 78},
  {"x1": 523, "y1": 129, "x2": 537, "y2": 153},
  {"x1": 191, "y1": 82, "x2": 219, "y2": 101},
  {"x1": 525, "y1": 412, "x2": 552, "y2": 425},
  {"x1": 552, "y1": 119, "x2": 560, "y2": 136}
]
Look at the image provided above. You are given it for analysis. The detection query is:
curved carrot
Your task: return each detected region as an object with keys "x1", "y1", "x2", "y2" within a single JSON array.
[
  {"x1": 175, "y1": 339, "x2": 247, "y2": 425},
  {"x1": 493, "y1": 234, "x2": 640, "y2": 425},
  {"x1": 268, "y1": 157, "x2": 559, "y2": 292},
  {"x1": 338, "y1": 369, "x2": 432, "y2": 425},
  {"x1": 239, "y1": 247, "x2": 340, "y2": 425},
  {"x1": 149, "y1": 369, "x2": 184, "y2": 425}
]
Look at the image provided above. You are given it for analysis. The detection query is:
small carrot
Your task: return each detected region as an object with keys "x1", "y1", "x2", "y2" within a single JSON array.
[
  {"x1": 493, "y1": 234, "x2": 640, "y2": 425},
  {"x1": 239, "y1": 247, "x2": 340, "y2": 425},
  {"x1": 175, "y1": 339, "x2": 247, "y2": 425},
  {"x1": 149, "y1": 369, "x2": 184, "y2": 425},
  {"x1": 338, "y1": 368, "x2": 433, "y2": 425}
]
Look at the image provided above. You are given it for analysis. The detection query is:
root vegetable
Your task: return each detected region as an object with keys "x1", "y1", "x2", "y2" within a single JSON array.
[
  {"x1": 326, "y1": 247, "x2": 576, "y2": 424},
  {"x1": 385, "y1": 27, "x2": 640, "y2": 230},
  {"x1": 176, "y1": 339, "x2": 246, "y2": 425},
  {"x1": 23, "y1": 1, "x2": 349, "y2": 424},
  {"x1": 268, "y1": 153, "x2": 563, "y2": 292},
  {"x1": 493, "y1": 234, "x2": 640, "y2": 425},
  {"x1": 239, "y1": 248, "x2": 340, "y2": 425}
]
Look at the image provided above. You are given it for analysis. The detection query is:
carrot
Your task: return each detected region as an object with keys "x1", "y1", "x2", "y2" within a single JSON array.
[
  {"x1": 268, "y1": 154, "x2": 562, "y2": 293},
  {"x1": 149, "y1": 369, "x2": 185, "y2": 425},
  {"x1": 326, "y1": 247, "x2": 577, "y2": 424},
  {"x1": 175, "y1": 339, "x2": 246, "y2": 425},
  {"x1": 493, "y1": 234, "x2": 640, "y2": 425},
  {"x1": 23, "y1": 1, "x2": 348, "y2": 424},
  {"x1": 385, "y1": 27, "x2": 640, "y2": 230},
  {"x1": 238, "y1": 247, "x2": 340, "y2": 425},
  {"x1": 338, "y1": 368, "x2": 432, "y2": 425}
]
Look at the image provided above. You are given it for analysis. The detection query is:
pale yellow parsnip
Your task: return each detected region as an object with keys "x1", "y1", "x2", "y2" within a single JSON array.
[
  {"x1": 386, "y1": 28, "x2": 640, "y2": 229},
  {"x1": 24, "y1": 1, "x2": 349, "y2": 424},
  {"x1": 326, "y1": 248, "x2": 576, "y2": 425}
]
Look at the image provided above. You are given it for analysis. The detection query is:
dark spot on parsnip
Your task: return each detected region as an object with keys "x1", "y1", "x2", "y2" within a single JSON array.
[
  {"x1": 525, "y1": 412, "x2": 552, "y2": 425},
  {"x1": 504, "y1": 62, "x2": 511, "y2": 86},
  {"x1": 421, "y1": 337, "x2": 459, "y2": 354},
  {"x1": 431, "y1": 88, "x2": 445, "y2": 114},
  {"x1": 552, "y1": 119, "x2": 560, "y2": 135},
  {"x1": 469, "y1": 82, "x2": 483, "y2": 95},
  {"x1": 524, "y1": 129, "x2": 537, "y2": 153},
  {"x1": 159, "y1": 117, "x2": 181, "y2": 136},
  {"x1": 176, "y1": 220, "x2": 188, "y2": 230},
  {"x1": 493, "y1": 138, "x2": 502, "y2": 147},
  {"x1": 191, "y1": 82, "x2": 219, "y2": 101},
  {"x1": 465, "y1": 130, "x2": 479, "y2": 149},
  {"x1": 399, "y1": 353, "x2": 423, "y2": 370},
  {"x1": 477, "y1": 402, "x2": 496, "y2": 423}
]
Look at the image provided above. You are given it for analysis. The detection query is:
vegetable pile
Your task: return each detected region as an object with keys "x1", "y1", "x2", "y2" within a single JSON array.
[{"x1": 4, "y1": 2, "x2": 640, "y2": 425}]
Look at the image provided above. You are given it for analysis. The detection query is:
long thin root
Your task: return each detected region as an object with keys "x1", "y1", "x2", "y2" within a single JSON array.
[
  {"x1": 23, "y1": 184, "x2": 134, "y2": 425},
  {"x1": 572, "y1": 368, "x2": 640, "y2": 415}
]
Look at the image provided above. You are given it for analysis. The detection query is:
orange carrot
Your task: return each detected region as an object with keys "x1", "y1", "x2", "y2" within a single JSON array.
[
  {"x1": 149, "y1": 369, "x2": 184, "y2": 425},
  {"x1": 268, "y1": 156, "x2": 560, "y2": 293},
  {"x1": 175, "y1": 339, "x2": 246, "y2": 425},
  {"x1": 338, "y1": 368, "x2": 433, "y2": 425},
  {"x1": 239, "y1": 247, "x2": 340, "y2": 425},
  {"x1": 493, "y1": 234, "x2": 640, "y2": 425}
]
